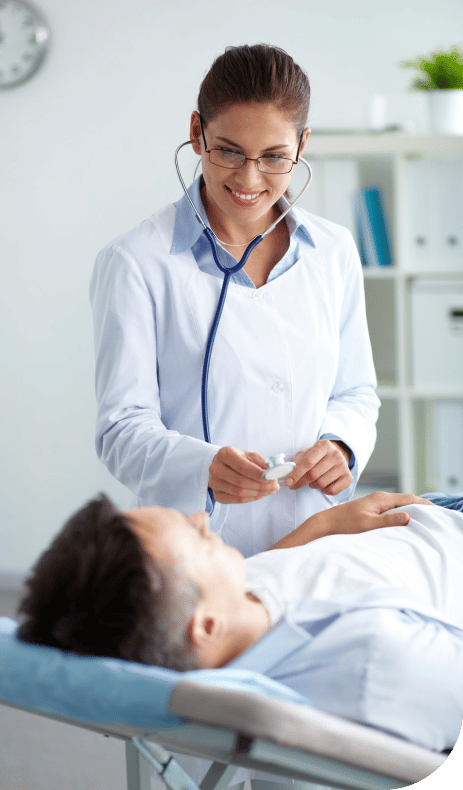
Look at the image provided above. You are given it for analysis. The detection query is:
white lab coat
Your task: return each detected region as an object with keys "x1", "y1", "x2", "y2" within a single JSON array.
[{"x1": 90, "y1": 202, "x2": 379, "y2": 556}]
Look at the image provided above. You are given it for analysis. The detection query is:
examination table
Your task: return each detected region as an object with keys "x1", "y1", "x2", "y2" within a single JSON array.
[{"x1": 0, "y1": 616, "x2": 448, "y2": 790}]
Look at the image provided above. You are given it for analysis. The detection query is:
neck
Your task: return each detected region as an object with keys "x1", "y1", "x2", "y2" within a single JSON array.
[{"x1": 198, "y1": 594, "x2": 270, "y2": 669}]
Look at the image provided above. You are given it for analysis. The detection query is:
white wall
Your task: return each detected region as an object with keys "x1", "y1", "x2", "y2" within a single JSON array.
[{"x1": 1, "y1": 0, "x2": 462, "y2": 573}]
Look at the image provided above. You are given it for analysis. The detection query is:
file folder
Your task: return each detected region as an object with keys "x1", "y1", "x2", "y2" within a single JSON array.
[{"x1": 355, "y1": 187, "x2": 393, "y2": 267}]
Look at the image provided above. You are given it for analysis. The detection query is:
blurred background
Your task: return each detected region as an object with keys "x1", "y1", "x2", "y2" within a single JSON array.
[{"x1": 1, "y1": 0, "x2": 463, "y2": 579}]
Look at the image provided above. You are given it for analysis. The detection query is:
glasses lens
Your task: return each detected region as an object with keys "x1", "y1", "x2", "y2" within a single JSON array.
[
  {"x1": 209, "y1": 149, "x2": 245, "y2": 169},
  {"x1": 258, "y1": 157, "x2": 294, "y2": 174}
]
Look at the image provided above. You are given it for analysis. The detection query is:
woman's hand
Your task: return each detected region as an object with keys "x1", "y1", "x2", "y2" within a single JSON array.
[
  {"x1": 285, "y1": 440, "x2": 353, "y2": 495},
  {"x1": 209, "y1": 446, "x2": 279, "y2": 504}
]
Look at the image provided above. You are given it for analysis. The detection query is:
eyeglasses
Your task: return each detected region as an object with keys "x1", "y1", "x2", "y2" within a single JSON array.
[{"x1": 199, "y1": 116, "x2": 303, "y2": 175}]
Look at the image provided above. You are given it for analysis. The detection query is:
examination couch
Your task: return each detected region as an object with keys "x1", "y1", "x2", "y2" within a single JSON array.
[{"x1": 0, "y1": 615, "x2": 450, "y2": 790}]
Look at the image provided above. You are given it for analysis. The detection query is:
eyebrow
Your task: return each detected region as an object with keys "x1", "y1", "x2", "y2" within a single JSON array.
[{"x1": 215, "y1": 135, "x2": 291, "y2": 152}]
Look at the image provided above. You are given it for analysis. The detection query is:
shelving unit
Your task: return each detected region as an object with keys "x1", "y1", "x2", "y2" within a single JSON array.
[{"x1": 302, "y1": 132, "x2": 463, "y2": 494}]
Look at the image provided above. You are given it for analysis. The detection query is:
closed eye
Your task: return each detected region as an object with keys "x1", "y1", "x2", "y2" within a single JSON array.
[{"x1": 262, "y1": 153, "x2": 286, "y2": 160}]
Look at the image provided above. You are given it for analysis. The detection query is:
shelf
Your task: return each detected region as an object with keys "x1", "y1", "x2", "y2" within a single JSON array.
[
  {"x1": 362, "y1": 267, "x2": 396, "y2": 278},
  {"x1": 363, "y1": 268, "x2": 463, "y2": 280},
  {"x1": 306, "y1": 132, "x2": 463, "y2": 158},
  {"x1": 302, "y1": 131, "x2": 463, "y2": 494},
  {"x1": 376, "y1": 386, "x2": 463, "y2": 399}
]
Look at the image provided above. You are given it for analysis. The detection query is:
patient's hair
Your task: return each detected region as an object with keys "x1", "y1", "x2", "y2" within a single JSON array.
[{"x1": 17, "y1": 494, "x2": 201, "y2": 670}]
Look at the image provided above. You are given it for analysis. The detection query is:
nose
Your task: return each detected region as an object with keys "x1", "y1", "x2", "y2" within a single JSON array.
[
  {"x1": 189, "y1": 511, "x2": 210, "y2": 537},
  {"x1": 234, "y1": 157, "x2": 262, "y2": 187}
]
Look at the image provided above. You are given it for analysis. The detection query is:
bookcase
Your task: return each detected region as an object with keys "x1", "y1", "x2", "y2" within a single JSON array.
[{"x1": 301, "y1": 132, "x2": 463, "y2": 495}]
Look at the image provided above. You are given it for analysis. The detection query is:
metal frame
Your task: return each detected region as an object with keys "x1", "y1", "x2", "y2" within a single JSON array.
[{"x1": 125, "y1": 728, "x2": 413, "y2": 790}]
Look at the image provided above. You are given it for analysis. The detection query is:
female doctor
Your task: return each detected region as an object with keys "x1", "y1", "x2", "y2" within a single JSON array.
[{"x1": 90, "y1": 43, "x2": 380, "y2": 558}]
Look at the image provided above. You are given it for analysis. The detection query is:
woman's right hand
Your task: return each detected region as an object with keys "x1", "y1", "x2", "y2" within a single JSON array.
[{"x1": 209, "y1": 446, "x2": 279, "y2": 504}]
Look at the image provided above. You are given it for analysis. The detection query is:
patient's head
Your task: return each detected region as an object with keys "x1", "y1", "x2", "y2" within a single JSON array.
[
  {"x1": 17, "y1": 495, "x2": 204, "y2": 670},
  {"x1": 18, "y1": 495, "x2": 249, "y2": 670}
]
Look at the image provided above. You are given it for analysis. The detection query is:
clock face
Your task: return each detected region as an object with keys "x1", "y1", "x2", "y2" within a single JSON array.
[{"x1": 0, "y1": 0, "x2": 49, "y2": 89}]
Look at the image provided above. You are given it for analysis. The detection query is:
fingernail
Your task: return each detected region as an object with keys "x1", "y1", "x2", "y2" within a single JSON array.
[
  {"x1": 396, "y1": 513, "x2": 406, "y2": 524},
  {"x1": 286, "y1": 478, "x2": 293, "y2": 486}
]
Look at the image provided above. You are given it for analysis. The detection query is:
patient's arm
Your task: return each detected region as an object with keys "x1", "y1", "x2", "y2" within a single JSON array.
[{"x1": 267, "y1": 492, "x2": 433, "y2": 550}]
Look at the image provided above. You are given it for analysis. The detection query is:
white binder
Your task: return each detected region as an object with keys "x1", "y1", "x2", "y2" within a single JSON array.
[
  {"x1": 404, "y1": 158, "x2": 439, "y2": 270},
  {"x1": 437, "y1": 159, "x2": 463, "y2": 270},
  {"x1": 433, "y1": 400, "x2": 463, "y2": 493},
  {"x1": 405, "y1": 158, "x2": 463, "y2": 271},
  {"x1": 299, "y1": 158, "x2": 359, "y2": 241}
]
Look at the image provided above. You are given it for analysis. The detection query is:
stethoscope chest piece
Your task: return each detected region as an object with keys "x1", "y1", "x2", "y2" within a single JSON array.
[{"x1": 263, "y1": 454, "x2": 296, "y2": 482}]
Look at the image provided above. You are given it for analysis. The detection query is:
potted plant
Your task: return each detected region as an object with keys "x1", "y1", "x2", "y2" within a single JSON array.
[{"x1": 400, "y1": 45, "x2": 463, "y2": 134}]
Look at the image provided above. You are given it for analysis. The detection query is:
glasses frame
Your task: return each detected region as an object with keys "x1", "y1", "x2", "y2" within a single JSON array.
[{"x1": 199, "y1": 116, "x2": 304, "y2": 175}]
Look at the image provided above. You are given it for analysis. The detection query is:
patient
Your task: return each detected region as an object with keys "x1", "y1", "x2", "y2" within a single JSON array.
[{"x1": 17, "y1": 491, "x2": 463, "y2": 750}]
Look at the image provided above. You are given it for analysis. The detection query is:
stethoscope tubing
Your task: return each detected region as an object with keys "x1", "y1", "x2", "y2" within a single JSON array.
[
  {"x1": 174, "y1": 141, "x2": 312, "y2": 504},
  {"x1": 200, "y1": 229, "x2": 263, "y2": 444}
]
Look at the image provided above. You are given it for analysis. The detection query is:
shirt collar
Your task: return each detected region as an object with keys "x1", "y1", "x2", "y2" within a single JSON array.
[{"x1": 171, "y1": 176, "x2": 314, "y2": 255}]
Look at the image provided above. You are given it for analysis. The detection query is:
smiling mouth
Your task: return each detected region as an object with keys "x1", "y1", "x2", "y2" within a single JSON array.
[{"x1": 227, "y1": 187, "x2": 264, "y2": 203}]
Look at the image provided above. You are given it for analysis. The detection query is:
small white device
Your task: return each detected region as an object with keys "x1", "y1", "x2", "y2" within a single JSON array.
[{"x1": 263, "y1": 454, "x2": 296, "y2": 482}]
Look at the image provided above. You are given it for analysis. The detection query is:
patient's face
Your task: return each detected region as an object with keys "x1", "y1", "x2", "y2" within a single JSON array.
[{"x1": 126, "y1": 507, "x2": 246, "y2": 609}]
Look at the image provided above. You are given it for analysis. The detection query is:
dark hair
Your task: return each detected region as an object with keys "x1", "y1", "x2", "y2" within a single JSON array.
[
  {"x1": 17, "y1": 494, "x2": 201, "y2": 670},
  {"x1": 198, "y1": 44, "x2": 310, "y2": 134}
]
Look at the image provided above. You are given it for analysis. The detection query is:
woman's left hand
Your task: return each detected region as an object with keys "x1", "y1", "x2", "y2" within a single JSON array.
[{"x1": 285, "y1": 440, "x2": 353, "y2": 495}]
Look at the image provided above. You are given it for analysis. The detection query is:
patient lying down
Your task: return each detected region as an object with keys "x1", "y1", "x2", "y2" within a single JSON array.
[{"x1": 17, "y1": 492, "x2": 463, "y2": 751}]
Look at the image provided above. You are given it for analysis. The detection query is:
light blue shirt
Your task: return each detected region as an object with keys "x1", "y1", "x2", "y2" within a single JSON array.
[
  {"x1": 171, "y1": 176, "x2": 314, "y2": 288},
  {"x1": 228, "y1": 588, "x2": 463, "y2": 752}
]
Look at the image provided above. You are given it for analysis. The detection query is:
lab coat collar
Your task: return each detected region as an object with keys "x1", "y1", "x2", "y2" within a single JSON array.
[{"x1": 170, "y1": 176, "x2": 314, "y2": 256}]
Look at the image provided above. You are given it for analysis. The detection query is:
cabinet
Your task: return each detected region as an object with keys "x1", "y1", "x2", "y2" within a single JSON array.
[{"x1": 301, "y1": 132, "x2": 463, "y2": 494}]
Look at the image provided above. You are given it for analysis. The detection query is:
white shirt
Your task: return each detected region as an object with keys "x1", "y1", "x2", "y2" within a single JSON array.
[
  {"x1": 90, "y1": 184, "x2": 379, "y2": 556},
  {"x1": 245, "y1": 503, "x2": 463, "y2": 627}
]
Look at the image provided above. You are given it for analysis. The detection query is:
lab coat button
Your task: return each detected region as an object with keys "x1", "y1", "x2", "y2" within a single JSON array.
[
  {"x1": 252, "y1": 291, "x2": 264, "y2": 301},
  {"x1": 272, "y1": 381, "x2": 285, "y2": 393}
]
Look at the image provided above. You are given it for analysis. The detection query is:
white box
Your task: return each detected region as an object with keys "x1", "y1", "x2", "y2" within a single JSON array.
[
  {"x1": 432, "y1": 401, "x2": 463, "y2": 493},
  {"x1": 411, "y1": 280, "x2": 463, "y2": 388}
]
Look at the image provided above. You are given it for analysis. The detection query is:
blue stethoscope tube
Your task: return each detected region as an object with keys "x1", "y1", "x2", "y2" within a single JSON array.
[{"x1": 174, "y1": 140, "x2": 312, "y2": 450}]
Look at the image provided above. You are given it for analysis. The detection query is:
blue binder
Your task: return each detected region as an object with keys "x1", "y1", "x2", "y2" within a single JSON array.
[{"x1": 355, "y1": 187, "x2": 393, "y2": 267}]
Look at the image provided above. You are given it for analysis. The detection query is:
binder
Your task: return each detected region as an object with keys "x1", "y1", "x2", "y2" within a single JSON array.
[
  {"x1": 404, "y1": 158, "x2": 437, "y2": 270},
  {"x1": 433, "y1": 401, "x2": 463, "y2": 493},
  {"x1": 299, "y1": 158, "x2": 359, "y2": 241},
  {"x1": 355, "y1": 187, "x2": 393, "y2": 267}
]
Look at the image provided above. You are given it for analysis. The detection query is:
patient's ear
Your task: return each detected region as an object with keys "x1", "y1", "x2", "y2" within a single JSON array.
[{"x1": 188, "y1": 607, "x2": 227, "y2": 652}]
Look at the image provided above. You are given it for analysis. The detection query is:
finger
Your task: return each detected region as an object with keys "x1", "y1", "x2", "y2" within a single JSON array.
[
  {"x1": 226, "y1": 450, "x2": 273, "y2": 481},
  {"x1": 373, "y1": 511, "x2": 411, "y2": 528},
  {"x1": 212, "y1": 466, "x2": 278, "y2": 494},
  {"x1": 288, "y1": 441, "x2": 332, "y2": 485},
  {"x1": 216, "y1": 462, "x2": 276, "y2": 490},
  {"x1": 212, "y1": 479, "x2": 279, "y2": 504},
  {"x1": 319, "y1": 474, "x2": 353, "y2": 495},
  {"x1": 289, "y1": 458, "x2": 345, "y2": 490},
  {"x1": 246, "y1": 451, "x2": 270, "y2": 470},
  {"x1": 312, "y1": 462, "x2": 349, "y2": 491}
]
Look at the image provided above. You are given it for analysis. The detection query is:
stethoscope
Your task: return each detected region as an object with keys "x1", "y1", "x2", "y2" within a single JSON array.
[{"x1": 174, "y1": 138, "x2": 312, "y2": 490}]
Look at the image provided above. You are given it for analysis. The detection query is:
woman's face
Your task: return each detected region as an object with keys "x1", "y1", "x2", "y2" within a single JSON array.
[{"x1": 190, "y1": 103, "x2": 310, "y2": 231}]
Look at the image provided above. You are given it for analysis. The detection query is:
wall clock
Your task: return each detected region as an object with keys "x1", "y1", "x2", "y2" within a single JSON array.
[{"x1": 0, "y1": 0, "x2": 49, "y2": 89}]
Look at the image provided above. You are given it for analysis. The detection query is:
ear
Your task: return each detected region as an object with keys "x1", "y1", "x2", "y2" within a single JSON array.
[
  {"x1": 188, "y1": 605, "x2": 227, "y2": 651},
  {"x1": 298, "y1": 126, "x2": 311, "y2": 158},
  {"x1": 190, "y1": 111, "x2": 202, "y2": 156}
]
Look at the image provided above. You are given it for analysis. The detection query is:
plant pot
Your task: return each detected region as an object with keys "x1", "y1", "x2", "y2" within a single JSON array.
[{"x1": 428, "y1": 89, "x2": 463, "y2": 134}]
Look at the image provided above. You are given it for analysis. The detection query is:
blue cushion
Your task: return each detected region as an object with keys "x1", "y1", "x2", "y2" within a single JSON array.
[{"x1": 0, "y1": 618, "x2": 308, "y2": 729}]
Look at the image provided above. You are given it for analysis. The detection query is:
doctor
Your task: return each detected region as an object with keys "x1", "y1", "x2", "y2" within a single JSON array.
[{"x1": 90, "y1": 43, "x2": 380, "y2": 557}]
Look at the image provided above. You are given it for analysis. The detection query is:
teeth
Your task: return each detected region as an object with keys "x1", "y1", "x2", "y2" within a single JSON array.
[{"x1": 232, "y1": 191, "x2": 260, "y2": 200}]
